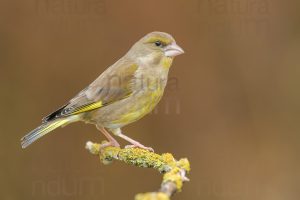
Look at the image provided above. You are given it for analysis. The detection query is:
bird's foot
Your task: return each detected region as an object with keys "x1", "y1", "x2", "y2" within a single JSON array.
[
  {"x1": 100, "y1": 140, "x2": 120, "y2": 152},
  {"x1": 125, "y1": 144, "x2": 154, "y2": 152}
]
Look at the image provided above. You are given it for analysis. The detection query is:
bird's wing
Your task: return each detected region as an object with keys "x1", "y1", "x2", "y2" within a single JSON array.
[{"x1": 43, "y1": 59, "x2": 138, "y2": 122}]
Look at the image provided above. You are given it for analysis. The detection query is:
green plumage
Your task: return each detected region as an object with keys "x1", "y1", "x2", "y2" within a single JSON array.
[{"x1": 21, "y1": 31, "x2": 184, "y2": 149}]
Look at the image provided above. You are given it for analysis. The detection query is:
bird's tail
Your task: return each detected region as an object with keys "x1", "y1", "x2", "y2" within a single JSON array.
[{"x1": 21, "y1": 116, "x2": 78, "y2": 149}]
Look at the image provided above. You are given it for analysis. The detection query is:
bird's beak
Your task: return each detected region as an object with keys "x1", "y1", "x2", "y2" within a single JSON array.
[{"x1": 164, "y1": 42, "x2": 184, "y2": 57}]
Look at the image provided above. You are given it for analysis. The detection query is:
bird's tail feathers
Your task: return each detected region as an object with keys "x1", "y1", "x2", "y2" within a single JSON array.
[{"x1": 21, "y1": 116, "x2": 79, "y2": 149}]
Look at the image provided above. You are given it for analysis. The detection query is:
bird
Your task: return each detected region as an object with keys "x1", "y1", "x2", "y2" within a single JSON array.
[{"x1": 21, "y1": 31, "x2": 184, "y2": 151}]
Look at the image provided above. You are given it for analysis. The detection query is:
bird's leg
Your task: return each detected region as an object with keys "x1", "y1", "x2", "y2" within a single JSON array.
[
  {"x1": 96, "y1": 125, "x2": 120, "y2": 148},
  {"x1": 111, "y1": 128, "x2": 154, "y2": 152}
]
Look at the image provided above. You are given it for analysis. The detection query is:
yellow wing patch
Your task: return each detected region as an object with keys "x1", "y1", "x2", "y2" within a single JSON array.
[
  {"x1": 66, "y1": 90, "x2": 134, "y2": 116},
  {"x1": 71, "y1": 101, "x2": 103, "y2": 115}
]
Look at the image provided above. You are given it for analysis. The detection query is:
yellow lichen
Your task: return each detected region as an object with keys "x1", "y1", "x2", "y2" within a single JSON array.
[
  {"x1": 163, "y1": 168, "x2": 183, "y2": 191},
  {"x1": 177, "y1": 158, "x2": 191, "y2": 172},
  {"x1": 161, "y1": 153, "x2": 175, "y2": 164},
  {"x1": 86, "y1": 142, "x2": 101, "y2": 155},
  {"x1": 87, "y1": 141, "x2": 190, "y2": 199},
  {"x1": 100, "y1": 145, "x2": 120, "y2": 164},
  {"x1": 135, "y1": 192, "x2": 170, "y2": 200}
]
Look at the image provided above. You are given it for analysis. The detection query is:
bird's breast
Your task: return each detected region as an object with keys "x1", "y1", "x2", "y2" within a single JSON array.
[
  {"x1": 88, "y1": 63, "x2": 169, "y2": 128},
  {"x1": 105, "y1": 85, "x2": 165, "y2": 128}
]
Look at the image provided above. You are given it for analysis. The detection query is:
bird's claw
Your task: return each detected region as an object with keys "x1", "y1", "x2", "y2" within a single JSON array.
[
  {"x1": 125, "y1": 144, "x2": 154, "y2": 152},
  {"x1": 99, "y1": 141, "x2": 120, "y2": 152}
]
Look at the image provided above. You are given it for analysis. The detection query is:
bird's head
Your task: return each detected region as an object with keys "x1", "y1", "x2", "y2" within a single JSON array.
[{"x1": 128, "y1": 32, "x2": 184, "y2": 62}]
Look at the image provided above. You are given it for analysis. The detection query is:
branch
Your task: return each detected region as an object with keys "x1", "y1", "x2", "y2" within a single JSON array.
[{"x1": 85, "y1": 141, "x2": 191, "y2": 200}]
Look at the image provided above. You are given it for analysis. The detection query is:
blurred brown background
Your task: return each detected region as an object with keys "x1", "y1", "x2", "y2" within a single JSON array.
[{"x1": 1, "y1": 0, "x2": 300, "y2": 199}]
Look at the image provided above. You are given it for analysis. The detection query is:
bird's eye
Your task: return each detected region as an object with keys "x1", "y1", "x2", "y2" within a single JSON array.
[{"x1": 155, "y1": 41, "x2": 162, "y2": 47}]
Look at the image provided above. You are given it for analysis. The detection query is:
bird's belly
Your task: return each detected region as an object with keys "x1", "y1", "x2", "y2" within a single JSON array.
[{"x1": 88, "y1": 89, "x2": 164, "y2": 128}]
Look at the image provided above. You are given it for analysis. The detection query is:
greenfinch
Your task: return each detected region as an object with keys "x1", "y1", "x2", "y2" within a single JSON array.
[{"x1": 21, "y1": 31, "x2": 184, "y2": 151}]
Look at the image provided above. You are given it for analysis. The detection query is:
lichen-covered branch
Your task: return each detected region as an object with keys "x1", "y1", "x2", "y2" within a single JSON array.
[{"x1": 85, "y1": 141, "x2": 191, "y2": 200}]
